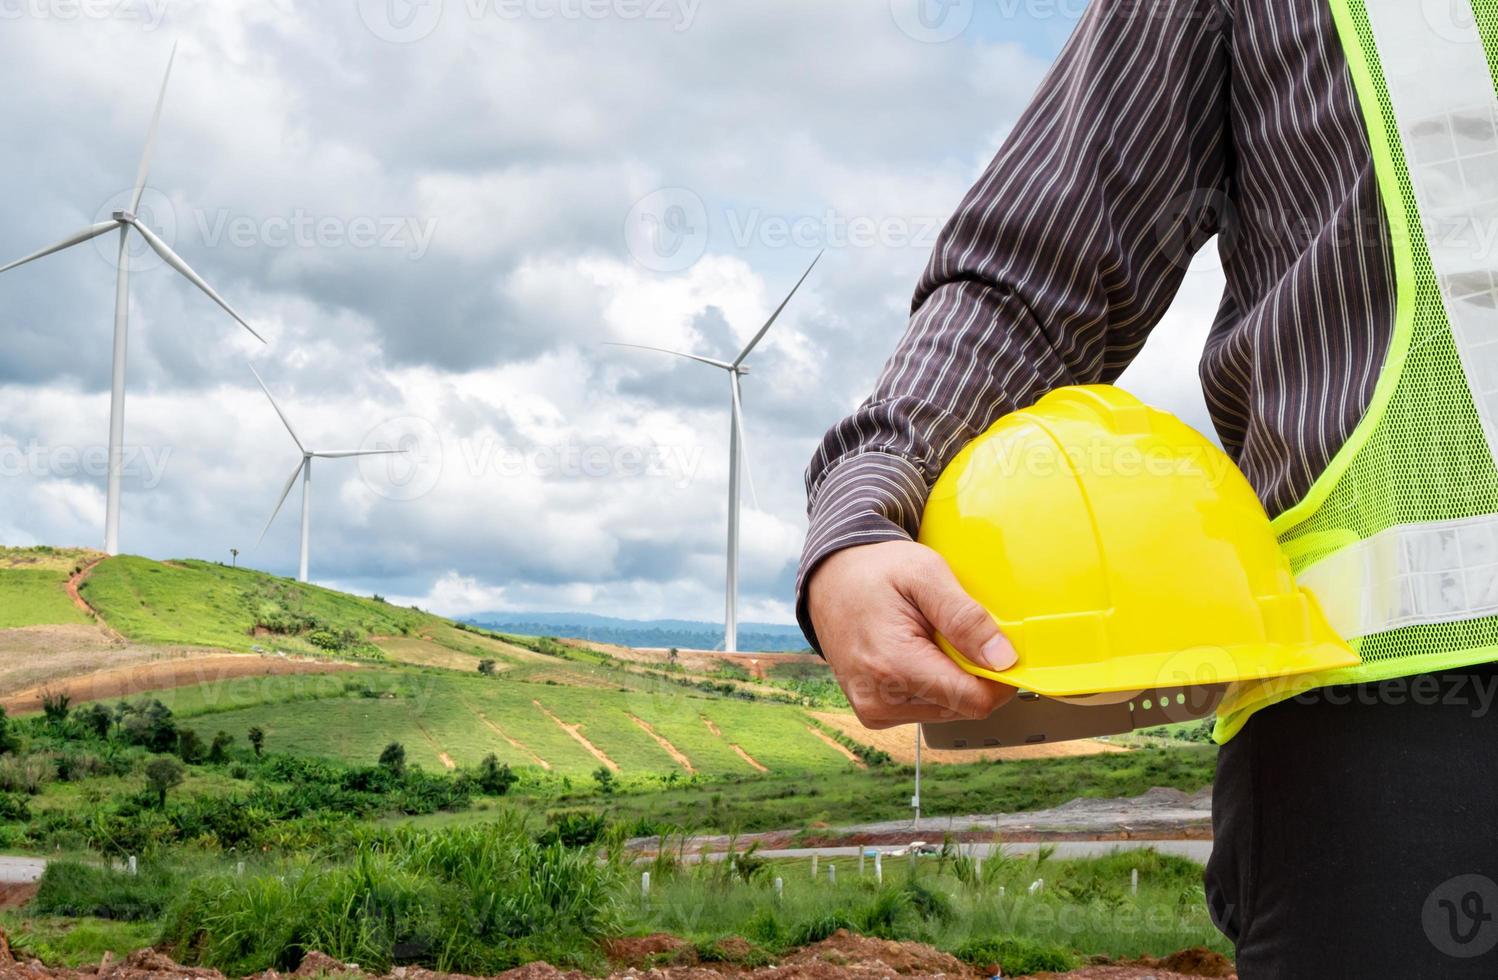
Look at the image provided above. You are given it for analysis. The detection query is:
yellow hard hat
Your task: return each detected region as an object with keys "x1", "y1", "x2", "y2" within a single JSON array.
[{"x1": 917, "y1": 385, "x2": 1357, "y2": 698}]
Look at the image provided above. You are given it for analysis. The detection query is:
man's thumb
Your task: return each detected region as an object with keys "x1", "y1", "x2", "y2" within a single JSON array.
[{"x1": 914, "y1": 572, "x2": 1018, "y2": 674}]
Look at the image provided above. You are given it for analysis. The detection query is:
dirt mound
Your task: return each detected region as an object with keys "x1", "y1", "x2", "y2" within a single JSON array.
[
  {"x1": 782, "y1": 931, "x2": 977, "y2": 976},
  {"x1": 1137, "y1": 947, "x2": 1235, "y2": 977},
  {"x1": 603, "y1": 933, "x2": 697, "y2": 967}
]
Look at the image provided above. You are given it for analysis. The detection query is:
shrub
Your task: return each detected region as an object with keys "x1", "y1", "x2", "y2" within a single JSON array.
[
  {"x1": 119, "y1": 700, "x2": 178, "y2": 753},
  {"x1": 40, "y1": 690, "x2": 71, "y2": 725},
  {"x1": 75, "y1": 703, "x2": 113, "y2": 739},
  {"x1": 0, "y1": 754, "x2": 53, "y2": 795},
  {"x1": 32, "y1": 860, "x2": 178, "y2": 921},
  {"x1": 475, "y1": 754, "x2": 517, "y2": 796},
  {"x1": 177, "y1": 729, "x2": 207, "y2": 765},
  {"x1": 477, "y1": 659, "x2": 497, "y2": 675},
  {"x1": 952, "y1": 937, "x2": 1078, "y2": 975},
  {"x1": 537, "y1": 810, "x2": 607, "y2": 848},
  {"x1": 379, "y1": 742, "x2": 407, "y2": 775},
  {"x1": 248, "y1": 727, "x2": 265, "y2": 757},
  {"x1": 207, "y1": 732, "x2": 235, "y2": 764},
  {"x1": 0, "y1": 793, "x2": 30, "y2": 822},
  {"x1": 592, "y1": 766, "x2": 616, "y2": 795}
]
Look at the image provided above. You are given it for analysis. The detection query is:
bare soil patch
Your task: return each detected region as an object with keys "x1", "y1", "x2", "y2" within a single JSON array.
[
  {"x1": 699, "y1": 716, "x2": 767, "y2": 772},
  {"x1": 811, "y1": 711, "x2": 1128, "y2": 764},
  {"x1": 534, "y1": 699, "x2": 619, "y2": 772},
  {"x1": 1, "y1": 652, "x2": 356, "y2": 714},
  {"x1": 630, "y1": 715, "x2": 695, "y2": 773},
  {"x1": 461, "y1": 697, "x2": 551, "y2": 770}
]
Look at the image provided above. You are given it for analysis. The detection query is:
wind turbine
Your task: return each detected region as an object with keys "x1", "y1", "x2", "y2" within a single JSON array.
[
  {"x1": 608, "y1": 252, "x2": 822, "y2": 653},
  {"x1": 0, "y1": 43, "x2": 265, "y2": 555},
  {"x1": 250, "y1": 366, "x2": 403, "y2": 584}
]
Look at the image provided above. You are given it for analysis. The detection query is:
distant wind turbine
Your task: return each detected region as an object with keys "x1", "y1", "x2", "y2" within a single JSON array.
[
  {"x1": 250, "y1": 366, "x2": 404, "y2": 584},
  {"x1": 0, "y1": 42, "x2": 265, "y2": 555},
  {"x1": 607, "y1": 252, "x2": 822, "y2": 653}
]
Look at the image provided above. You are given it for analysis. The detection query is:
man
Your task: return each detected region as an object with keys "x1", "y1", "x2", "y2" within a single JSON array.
[{"x1": 800, "y1": 1, "x2": 1498, "y2": 975}]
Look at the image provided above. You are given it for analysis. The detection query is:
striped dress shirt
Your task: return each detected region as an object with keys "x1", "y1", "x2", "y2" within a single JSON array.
[{"x1": 797, "y1": 0, "x2": 1394, "y2": 648}]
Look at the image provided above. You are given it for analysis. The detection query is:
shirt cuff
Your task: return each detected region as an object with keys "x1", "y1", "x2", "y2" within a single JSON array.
[{"x1": 795, "y1": 452, "x2": 932, "y2": 654}]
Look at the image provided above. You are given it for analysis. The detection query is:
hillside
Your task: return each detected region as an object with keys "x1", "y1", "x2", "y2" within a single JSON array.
[{"x1": 0, "y1": 548, "x2": 881, "y2": 780}]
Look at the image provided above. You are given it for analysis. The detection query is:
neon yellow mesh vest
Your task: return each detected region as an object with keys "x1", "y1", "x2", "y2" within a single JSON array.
[{"x1": 1216, "y1": 0, "x2": 1498, "y2": 740}]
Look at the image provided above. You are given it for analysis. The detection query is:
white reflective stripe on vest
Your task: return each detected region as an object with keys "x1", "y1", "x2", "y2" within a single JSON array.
[
  {"x1": 1298, "y1": 514, "x2": 1498, "y2": 638},
  {"x1": 1293, "y1": 0, "x2": 1498, "y2": 639},
  {"x1": 1368, "y1": 0, "x2": 1498, "y2": 443}
]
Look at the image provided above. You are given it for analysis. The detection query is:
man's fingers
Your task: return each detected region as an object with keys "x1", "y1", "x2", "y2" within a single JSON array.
[{"x1": 907, "y1": 555, "x2": 1017, "y2": 673}]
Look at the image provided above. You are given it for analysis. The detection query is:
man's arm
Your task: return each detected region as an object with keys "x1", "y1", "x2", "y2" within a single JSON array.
[{"x1": 800, "y1": 0, "x2": 1231, "y2": 725}]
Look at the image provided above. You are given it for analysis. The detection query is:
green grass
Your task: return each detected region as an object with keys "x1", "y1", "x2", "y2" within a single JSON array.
[
  {"x1": 1, "y1": 914, "x2": 159, "y2": 968},
  {"x1": 168, "y1": 670, "x2": 860, "y2": 779},
  {"x1": 0, "y1": 546, "x2": 95, "y2": 628},
  {"x1": 79, "y1": 557, "x2": 430, "y2": 654}
]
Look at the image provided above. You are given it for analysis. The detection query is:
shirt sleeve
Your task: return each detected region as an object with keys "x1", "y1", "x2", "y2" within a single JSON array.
[{"x1": 796, "y1": 0, "x2": 1232, "y2": 652}]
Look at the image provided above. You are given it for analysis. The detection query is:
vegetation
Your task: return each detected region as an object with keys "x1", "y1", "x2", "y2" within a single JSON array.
[{"x1": 0, "y1": 546, "x2": 94, "y2": 628}]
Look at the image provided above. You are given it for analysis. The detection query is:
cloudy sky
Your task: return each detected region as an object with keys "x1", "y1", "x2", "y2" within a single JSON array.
[{"x1": 0, "y1": 0, "x2": 1223, "y2": 627}]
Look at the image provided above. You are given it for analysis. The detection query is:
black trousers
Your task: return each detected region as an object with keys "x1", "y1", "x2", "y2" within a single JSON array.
[{"x1": 1206, "y1": 664, "x2": 1498, "y2": 977}]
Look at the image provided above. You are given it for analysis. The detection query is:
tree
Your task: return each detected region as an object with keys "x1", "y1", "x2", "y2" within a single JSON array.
[
  {"x1": 40, "y1": 690, "x2": 71, "y2": 726},
  {"x1": 144, "y1": 756, "x2": 184, "y2": 809},
  {"x1": 477, "y1": 659, "x2": 497, "y2": 676},
  {"x1": 120, "y1": 700, "x2": 177, "y2": 753},
  {"x1": 207, "y1": 731, "x2": 234, "y2": 764},
  {"x1": 592, "y1": 765, "x2": 616, "y2": 795},
  {"x1": 379, "y1": 741, "x2": 407, "y2": 775},
  {"x1": 476, "y1": 754, "x2": 517, "y2": 795},
  {"x1": 75, "y1": 703, "x2": 113, "y2": 739},
  {"x1": 176, "y1": 728, "x2": 206, "y2": 764},
  {"x1": 247, "y1": 726, "x2": 265, "y2": 758}
]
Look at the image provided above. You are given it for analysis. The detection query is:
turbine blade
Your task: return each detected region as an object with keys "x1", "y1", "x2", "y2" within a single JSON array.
[
  {"x1": 0, "y1": 221, "x2": 120, "y2": 275},
  {"x1": 130, "y1": 218, "x2": 266, "y2": 343},
  {"x1": 731, "y1": 374, "x2": 759, "y2": 509},
  {"x1": 258, "y1": 458, "x2": 305, "y2": 543},
  {"x1": 247, "y1": 364, "x2": 303, "y2": 451},
  {"x1": 604, "y1": 342, "x2": 733, "y2": 371},
  {"x1": 733, "y1": 250, "x2": 823, "y2": 367},
  {"x1": 131, "y1": 41, "x2": 177, "y2": 214},
  {"x1": 311, "y1": 449, "x2": 404, "y2": 459}
]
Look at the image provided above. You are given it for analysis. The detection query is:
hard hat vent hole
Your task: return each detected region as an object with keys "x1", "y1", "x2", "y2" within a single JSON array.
[
  {"x1": 1176, "y1": 693, "x2": 1186, "y2": 705},
  {"x1": 1142, "y1": 699, "x2": 1153, "y2": 710}
]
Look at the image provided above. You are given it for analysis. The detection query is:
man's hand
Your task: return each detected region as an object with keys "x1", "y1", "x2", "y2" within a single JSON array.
[{"x1": 808, "y1": 540, "x2": 1017, "y2": 729}]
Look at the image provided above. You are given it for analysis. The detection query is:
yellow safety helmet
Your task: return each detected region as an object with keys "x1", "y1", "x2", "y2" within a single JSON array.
[{"x1": 918, "y1": 385, "x2": 1357, "y2": 704}]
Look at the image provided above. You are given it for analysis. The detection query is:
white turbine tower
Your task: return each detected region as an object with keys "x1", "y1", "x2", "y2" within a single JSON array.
[
  {"x1": 0, "y1": 43, "x2": 265, "y2": 555},
  {"x1": 608, "y1": 252, "x2": 822, "y2": 653},
  {"x1": 250, "y1": 367, "x2": 403, "y2": 584}
]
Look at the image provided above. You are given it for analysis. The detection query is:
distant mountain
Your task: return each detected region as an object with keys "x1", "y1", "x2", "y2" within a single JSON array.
[{"x1": 463, "y1": 611, "x2": 812, "y2": 653}]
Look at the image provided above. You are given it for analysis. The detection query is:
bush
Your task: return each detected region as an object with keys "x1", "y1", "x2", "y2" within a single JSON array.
[
  {"x1": 40, "y1": 690, "x2": 71, "y2": 725},
  {"x1": 207, "y1": 732, "x2": 235, "y2": 764},
  {"x1": 379, "y1": 742, "x2": 407, "y2": 775},
  {"x1": 537, "y1": 810, "x2": 607, "y2": 848},
  {"x1": 159, "y1": 819, "x2": 622, "y2": 975},
  {"x1": 0, "y1": 793, "x2": 30, "y2": 822},
  {"x1": 477, "y1": 659, "x2": 497, "y2": 676},
  {"x1": 75, "y1": 703, "x2": 113, "y2": 739},
  {"x1": 951, "y1": 937, "x2": 1079, "y2": 975},
  {"x1": 177, "y1": 729, "x2": 207, "y2": 765},
  {"x1": 32, "y1": 860, "x2": 179, "y2": 921},
  {"x1": 247, "y1": 727, "x2": 265, "y2": 757},
  {"x1": 0, "y1": 755, "x2": 53, "y2": 795},
  {"x1": 144, "y1": 757, "x2": 185, "y2": 809},
  {"x1": 119, "y1": 700, "x2": 178, "y2": 753},
  {"x1": 475, "y1": 754, "x2": 517, "y2": 796}
]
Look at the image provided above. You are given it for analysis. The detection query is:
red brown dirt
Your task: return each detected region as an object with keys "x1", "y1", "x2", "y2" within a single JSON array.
[
  {"x1": 1, "y1": 654, "x2": 357, "y2": 715},
  {"x1": 0, "y1": 932, "x2": 1236, "y2": 980}
]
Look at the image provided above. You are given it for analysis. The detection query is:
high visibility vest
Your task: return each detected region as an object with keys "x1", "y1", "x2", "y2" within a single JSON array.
[{"x1": 1216, "y1": 0, "x2": 1498, "y2": 739}]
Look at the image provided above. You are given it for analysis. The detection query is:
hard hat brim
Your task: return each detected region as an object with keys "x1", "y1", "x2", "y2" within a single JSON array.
[{"x1": 940, "y1": 634, "x2": 1360, "y2": 698}]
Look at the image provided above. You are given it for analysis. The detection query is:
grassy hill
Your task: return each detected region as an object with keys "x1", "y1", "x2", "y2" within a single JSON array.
[
  {"x1": 0, "y1": 546, "x2": 96, "y2": 628},
  {"x1": 0, "y1": 548, "x2": 867, "y2": 781}
]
